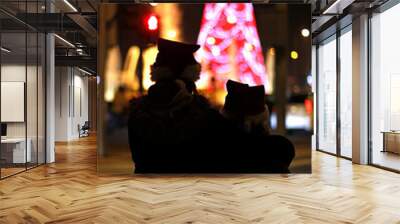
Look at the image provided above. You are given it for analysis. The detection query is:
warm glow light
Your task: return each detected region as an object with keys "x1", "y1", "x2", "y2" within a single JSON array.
[
  {"x1": 207, "y1": 37, "x2": 216, "y2": 45},
  {"x1": 149, "y1": 3, "x2": 158, "y2": 6},
  {"x1": 291, "y1": 51, "x2": 299, "y2": 60},
  {"x1": 305, "y1": 99, "x2": 313, "y2": 115},
  {"x1": 105, "y1": 91, "x2": 114, "y2": 103},
  {"x1": 166, "y1": 30, "x2": 177, "y2": 39},
  {"x1": 265, "y1": 48, "x2": 276, "y2": 94},
  {"x1": 104, "y1": 46, "x2": 122, "y2": 102},
  {"x1": 147, "y1": 15, "x2": 158, "y2": 31},
  {"x1": 155, "y1": 4, "x2": 182, "y2": 41},
  {"x1": 120, "y1": 46, "x2": 140, "y2": 93},
  {"x1": 142, "y1": 46, "x2": 158, "y2": 90},
  {"x1": 195, "y1": 71, "x2": 210, "y2": 90},
  {"x1": 301, "y1": 28, "x2": 310, "y2": 37},
  {"x1": 270, "y1": 47, "x2": 276, "y2": 56}
]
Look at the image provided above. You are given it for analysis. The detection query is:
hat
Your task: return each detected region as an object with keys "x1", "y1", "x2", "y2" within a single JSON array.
[
  {"x1": 223, "y1": 80, "x2": 266, "y2": 117},
  {"x1": 153, "y1": 38, "x2": 200, "y2": 69},
  {"x1": 151, "y1": 38, "x2": 201, "y2": 82}
]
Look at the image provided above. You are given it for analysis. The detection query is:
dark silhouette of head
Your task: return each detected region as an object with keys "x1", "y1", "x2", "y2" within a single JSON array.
[
  {"x1": 150, "y1": 38, "x2": 201, "y2": 93},
  {"x1": 222, "y1": 80, "x2": 270, "y2": 135}
]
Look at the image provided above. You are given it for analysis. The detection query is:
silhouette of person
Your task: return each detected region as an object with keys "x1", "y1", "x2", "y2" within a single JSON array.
[
  {"x1": 128, "y1": 39, "x2": 295, "y2": 173},
  {"x1": 221, "y1": 80, "x2": 271, "y2": 135},
  {"x1": 221, "y1": 80, "x2": 295, "y2": 173},
  {"x1": 127, "y1": 38, "x2": 227, "y2": 173}
]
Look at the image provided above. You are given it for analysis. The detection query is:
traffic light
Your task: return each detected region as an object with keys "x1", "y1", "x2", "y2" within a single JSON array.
[
  {"x1": 147, "y1": 15, "x2": 158, "y2": 31},
  {"x1": 144, "y1": 14, "x2": 159, "y2": 43}
]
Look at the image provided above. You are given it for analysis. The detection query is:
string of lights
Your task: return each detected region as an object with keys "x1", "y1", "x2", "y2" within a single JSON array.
[{"x1": 196, "y1": 3, "x2": 268, "y2": 91}]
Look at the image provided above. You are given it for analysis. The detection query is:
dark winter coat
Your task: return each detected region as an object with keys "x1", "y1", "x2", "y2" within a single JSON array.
[{"x1": 128, "y1": 81, "x2": 294, "y2": 173}]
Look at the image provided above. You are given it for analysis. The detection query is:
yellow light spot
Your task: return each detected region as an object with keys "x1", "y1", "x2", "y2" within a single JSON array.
[
  {"x1": 105, "y1": 90, "x2": 114, "y2": 103},
  {"x1": 269, "y1": 47, "x2": 276, "y2": 56},
  {"x1": 207, "y1": 37, "x2": 216, "y2": 45},
  {"x1": 166, "y1": 30, "x2": 177, "y2": 39},
  {"x1": 290, "y1": 51, "x2": 299, "y2": 60},
  {"x1": 149, "y1": 3, "x2": 158, "y2": 6}
]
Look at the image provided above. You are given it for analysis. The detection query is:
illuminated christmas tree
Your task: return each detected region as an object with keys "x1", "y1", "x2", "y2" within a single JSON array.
[{"x1": 195, "y1": 3, "x2": 268, "y2": 93}]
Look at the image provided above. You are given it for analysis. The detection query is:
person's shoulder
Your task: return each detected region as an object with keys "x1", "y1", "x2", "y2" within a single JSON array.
[
  {"x1": 129, "y1": 96, "x2": 144, "y2": 107},
  {"x1": 193, "y1": 94, "x2": 211, "y2": 107},
  {"x1": 193, "y1": 95, "x2": 224, "y2": 116},
  {"x1": 129, "y1": 96, "x2": 149, "y2": 114}
]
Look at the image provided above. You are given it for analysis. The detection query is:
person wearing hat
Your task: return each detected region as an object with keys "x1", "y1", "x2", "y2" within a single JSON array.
[
  {"x1": 222, "y1": 80, "x2": 271, "y2": 135},
  {"x1": 149, "y1": 38, "x2": 202, "y2": 93},
  {"x1": 127, "y1": 38, "x2": 229, "y2": 173},
  {"x1": 221, "y1": 80, "x2": 295, "y2": 173}
]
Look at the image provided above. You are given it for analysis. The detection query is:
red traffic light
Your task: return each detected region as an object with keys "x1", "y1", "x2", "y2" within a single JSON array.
[{"x1": 147, "y1": 15, "x2": 158, "y2": 31}]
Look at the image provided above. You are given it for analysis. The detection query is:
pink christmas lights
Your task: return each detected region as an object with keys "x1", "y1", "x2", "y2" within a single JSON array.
[{"x1": 196, "y1": 3, "x2": 268, "y2": 91}]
